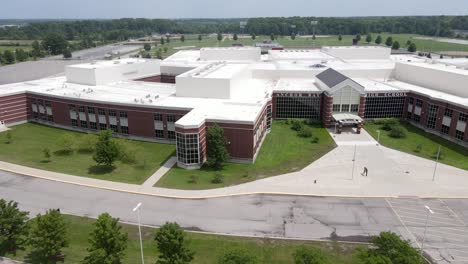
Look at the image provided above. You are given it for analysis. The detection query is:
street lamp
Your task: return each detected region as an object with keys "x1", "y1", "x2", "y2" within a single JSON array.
[
  {"x1": 432, "y1": 145, "x2": 441, "y2": 182},
  {"x1": 133, "y1": 202, "x2": 144, "y2": 264},
  {"x1": 351, "y1": 144, "x2": 357, "y2": 180},
  {"x1": 376, "y1": 130, "x2": 381, "y2": 145},
  {"x1": 420, "y1": 205, "x2": 435, "y2": 258}
]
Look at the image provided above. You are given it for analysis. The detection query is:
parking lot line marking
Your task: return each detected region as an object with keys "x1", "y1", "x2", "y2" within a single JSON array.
[
  {"x1": 390, "y1": 205, "x2": 451, "y2": 214},
  {"x1": 396, "y1": 210, "x2": 459, "y2": 222},
  {"x1": 385, "y1": 198, "x2": 420, "y2": 248},
  {"x1": 451, "y1": 248, "x2": 468, "y2": 254},
  {"x1": 441, "y1": 227, "x2": 468, "y2": 234},
  {"x1": 408, "y1": 230, "x2": 465, "y2": 243},
  {"x1": 438, "y1": 199, "x2": 467, "y2": 226},
  {"x1": 411, "y1": 226, "x2": 468, "y2": 238},
  {"x1": 399, "y1": 215, "x2": 464, "y2": 227}
]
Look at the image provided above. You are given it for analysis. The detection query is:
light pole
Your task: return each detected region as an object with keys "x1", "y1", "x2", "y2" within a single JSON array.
[
  {"x1": 351, "y1": 144, "x2": 357, "y2": 180},
  {"x1": 420, "y1": 205, "x2": 435, "y2": 258},
  {"x1": 133, "y1": 202, "x2": 144, "y2": 264},
  {"x1": 432, "y1": 145, "x2": 441, "y2": 182},
  {"x1": 376, "y1": 130, "x2": 381, "y2": 145}
]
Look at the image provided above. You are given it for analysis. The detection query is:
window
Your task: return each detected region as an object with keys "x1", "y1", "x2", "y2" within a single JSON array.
[
  {"x1": 441, "y1": 125, "x2": 450, "y2": 135},
  {"x1": 90, "y1": 122, "x2": 97, "y2": 130},
  {"x1": 69, "y1": 104, "x2": 75, "y2": 110},
  {"x1": 350, "y1": 104, "x2": 359, "y2": 112},
  {"x1": 80, "y1": 120, "x2": 88, "y2": 128},
  {"x1": 332, "y1": 104, "x2": 341, "y2": 112},
  {"x1": 154, "y1": 113, "x2": 163, "y2": 121},
  {"x1": 71, "y1": 119, "x2": 78, "y2": 127},
  {"x1": 88, "y1": 107, "x2": 95, "y2": 114},
  {"x1": 155, "y1": 129, "x2": 165, "y2": 138},
  {"x1": 444, "y1": 108, "x2": 453, "y2": 118},
  {"x1": 266, "y1": 105, "x2": 272, "y2": 129},
  {"x1": 415, "y1": 99, "x2": 423, "y2": 107},
  {"x1": 364, "y1": 96, "x2": 406, "y2": 119},
  {"x1": 455, "y1": 130, "x2": 465, "y2": 140},
  {"x1": 119, "y1": 111, "x2": 128, "y2": 118},
  {"x1": 409, "y1": 97, "x2": 414, "y2": 104},
  {"x1": 425, "y1": 104, "x2": 438, "y2": 129},
  {"x1": 274, "y1": 96, "x2": 321, "y2": 119},
  {"x1": 341, "y1": 104, "x2": 350, "y2": 112},
  {"x1": 45, "y1": 101, "x2": 51, "y2": 107},
  {"x1": 459, "y1": 113, "x2": 467, "y2": 122},
  {"x1": 98, "y1": 108, "x2": 106, "y2": 115},
  {"x1": 109, "y1": 110, "x2": 116, "y2": 117},
  {"x1": 99, "y1": 123, "x2": 107, "y2": 130},
  {"x1": 407, "y1": 112, "x2": 412, "y2": 119},
  {"x1": 79, "y1": 106, "x2": 85, "y2": 112},
  {"x1": 167, "y1": 115, "x2": 176, "y2": 123},
  {"x1": 176, "y1": 133, "x2": 200, "y2": 165},
  {"x1": 47, "y1": 115, "x2": 53, "y2": 122},
  {"x1": 120, "y1": 126, "x2": 129, "y2": 134},
  {"x1": 167, "y1": 131, "x2": 176, "y2": 140},
  {"x1": 413, "y1": 114, "x2": 420, "y2": 123},
  {"x1": 109, "y1": 124, "x2": 118, "y2": 133}
]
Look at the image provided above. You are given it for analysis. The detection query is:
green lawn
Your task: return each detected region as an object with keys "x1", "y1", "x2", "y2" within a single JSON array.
[
  {"x1": 4, "y1": 214, "x2": 364, "y2": 264},
  {"x1": 156, "y1": 121, "x2": 336, "y2": 190},
  {"x1": 365, "y1": 121, "x2": 468, "y2": 170},
  {"x1": 0, "y1": 123, "x2": 176, "y2": 184}
]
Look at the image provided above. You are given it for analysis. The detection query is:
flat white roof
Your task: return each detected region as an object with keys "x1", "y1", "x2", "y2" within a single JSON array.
[
  {"x1": 69, "y1": 58, "x2": 150, "y2": 69},
  {"x1": 354, "y1": 78, "x2": 403, "y2": 92},
  {"x1": 274, "y1": 78, "x2": 321, "y2": 92}
]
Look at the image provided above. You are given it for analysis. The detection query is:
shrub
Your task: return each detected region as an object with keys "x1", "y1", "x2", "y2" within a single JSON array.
[
  {"x1": 58, "y1": 134, "x2": 75, "y2": 154},
  {"x1": 117, "y1": 140, "x2": 137, "y2": 164},
  {"x1": 414, "y1": 144, "x2": 423, "y2": 153},
  {"x1": 298, "y1": 127, "x2": 313, "y2": 138},
  {"x1": 380, "y1": 118, "x2": 399, "y2": 131},
  {"x1": 43, "y1": 148, "x2": 51, "y2": 161},
  {"x1": 291, "y1": 120, "x2": 303, "y2": 131},
  {"x1": 78, "y1": 134, "x2": 97, "y2": 153},
  {"x1": 219, "y1": 248, "x2": 257, "y2": 264},
  {"x1": 4, "y1": 131, "x2": 12, "y2": 144},
  {"x1": 311, "y1": 137, "x2": 319, "y2": 143},
  {"x1": 211, "y1": 173, "x2": 224, "y2": 184},
  {"x1": 432, "y1": 148, "x2": 444, "y2": 160},
  {"x1": 293, "y1": 247, "x2": 328, "y2": 264},
  {"x1": 188, "y1": 175, "x2": 198, "y2": 184},
  {"x1": 389, "y1": 126, "x2": 407, "y2": 138}
]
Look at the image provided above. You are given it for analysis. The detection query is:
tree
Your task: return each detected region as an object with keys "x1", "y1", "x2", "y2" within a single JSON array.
[
  {"x1": 3, "y1": 50, "x2": 15, "y2": 64},
  {"x1": 0, "y1": 199, "x2": 29, "y2": 254},
  {"x1": 233, "y1": 33, "x2": 238, "y2": 41},
  {"x1": 391, "y1": 41, "x2": 400, "y2": 50},
  {"x1": 58, "y1": 134, "x2": 75, "y2": 154},
  {"x1": 362, "y1": 232, "x2": 422, "y2": 264},
  {"x1": 219, "y1": 248, "x2": 257, "y2": 264},
  {"x1": 28, "y1": 209, "x2": 68, "y2": 262},
  {"x1": 291, "y1": 33, "x2": 296, "y2": 40},
  {"x1": 15, "y1": 49, "x2": 28, "y2": 62},
  {"x1": 62, "y1": 48, "x2": 72, "y2": 59},
  {"x1": 251, "y1": 33, "x2": 256, "y2": 40},
  {"x1": 180, "y1": 35, "x2": 185, "y2": 42},
  {"x1": 144, "y1": 43, "x2": 151, "y2": 51},
  {"x1": 5, "y1": 131, "x2": 12, "y2": 144},
  {"x1": 375, "y1": 35, "x2": 382, "y2": 45},
  {"x1": 198, "y1": 34, "x2": 202, "y2": 41},
  {"x1": 31, "y1": 40, "x2": 42, "y2": 58},
  {"x1": 160, "y1": 37, "x2": 165, "y2": 45},
  {"x1": 406, "y1": 40, "x2": 412, "y2": 46},
  {"x1": 385, "y1": 36, "x2": 393, "y2": 47},
  {"x1": 163, "y1": 46, "x2": 168, "y2": 53},
  {"x1": 338, "y1": 34, "x2": 342, "y2": 41},
  {"x1": 42, "y1": 32, "x2": 69, "y2": 55},
  {"x1": 408, "y1": 43, "x2": 417, "y2": 52},
  {"x1": 64, "y1": 24, "x2": 75, "y2": 40},
  {"x1": 217, "y1": 33, "x2": 222, "y2": 42},
  {"x1": 356, "y1": 34, "x2": 362, "y2": 41},
  {"x1": 366, "y1": 33, "x2": 372, "y2": 43},
  {"x1": 93, "y1": 130, "x2": 119, "y2": 166},
  {"x1": 293, "y1": 247, "x2": 328, "y2": 264},
  {"x1": 154, "y1": 222, "x2": 194, "y2": 264},
  {"x1": 270, "y1": 33, "x2": 275, "y2": 41},
  {"x1": 155, "y1": 49, "x2": 163, "y2": 59},
  {"x1": 82, "y1": 213, "x2": 128, "y2": 264},
  {"x1": 206, "y1": 124, "x2": 229, "y2": 170},
  {"x1": 166, "y1": 35, "x2": 171, "y2": 43},
  {"x1": 43, "y1": 148, "x2": 51, "y2": 161}
]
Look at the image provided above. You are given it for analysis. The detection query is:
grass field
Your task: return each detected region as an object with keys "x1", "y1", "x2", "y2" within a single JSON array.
[
  {"x1": 365, "y1": 121, "x2": 468, "y2": 170},
  {"x1": 0, "y1": 123, "x2": 176, "y2": 184},
  {"x1": 156, "y1": 121, "x2": 336, "y2": 190},
  {"x1": 3, "y1": 214, "x2": 364, "y2": 264}
]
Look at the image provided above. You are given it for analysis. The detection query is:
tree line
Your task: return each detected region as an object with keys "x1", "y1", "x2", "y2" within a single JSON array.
[
  {"x1": 1, "y1": 198, "x2": 425, "y2": 263},
  {"x1": 1, "y1": 16, "x2": 468, "y2": 41}
]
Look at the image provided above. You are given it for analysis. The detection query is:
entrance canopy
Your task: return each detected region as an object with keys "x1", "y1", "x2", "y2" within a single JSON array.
[{"x1": 332, "y1": 113, "x2": 363, "y2": 125}]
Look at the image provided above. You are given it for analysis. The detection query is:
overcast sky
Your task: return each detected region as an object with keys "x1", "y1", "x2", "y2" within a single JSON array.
[{"x1": 4, "y1": 0, "x2": 468, "y2": 19}]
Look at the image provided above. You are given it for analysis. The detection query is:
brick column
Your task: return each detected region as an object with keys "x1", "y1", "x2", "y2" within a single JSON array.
[
  {"x1": 321, "y1": 93, "x2": 333, "y2": 127},
  {"x1": 449, "y1": 112, "x2": 458, "y2": 138},
  {"x1": 358, "y1": 95, "x2": 366, "y2": 119}
]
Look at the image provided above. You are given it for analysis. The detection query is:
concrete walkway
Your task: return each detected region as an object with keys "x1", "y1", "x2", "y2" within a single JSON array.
[
  {"x1": 0, "y1": 128, "x2": 467, "y2": 199},
  {"x1": 142, "y1": 156, "x2": 177, "y2": 187}
]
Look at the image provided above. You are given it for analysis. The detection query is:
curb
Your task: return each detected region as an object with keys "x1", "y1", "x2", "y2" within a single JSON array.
[{"x1": 2, "y1": 166, "x2": 468, "y2": 200}]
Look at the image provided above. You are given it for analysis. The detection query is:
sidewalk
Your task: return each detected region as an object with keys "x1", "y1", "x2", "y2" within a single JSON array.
[
  {"x1": 0, "y1": 129, "x2": 467, "y2": 199},
  {"x1": 142, "y1": 156, "x2": 177, "y2": 187}
]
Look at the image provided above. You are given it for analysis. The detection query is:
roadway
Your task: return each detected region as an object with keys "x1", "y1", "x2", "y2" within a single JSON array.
[{"x1": 1, "y1": 170, "x2": 468, "y2": 263}]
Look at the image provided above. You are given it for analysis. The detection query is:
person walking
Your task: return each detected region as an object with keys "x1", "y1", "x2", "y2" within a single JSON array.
[{"x1": 362, "y1": 167, "x2": 368, "y2": 176}]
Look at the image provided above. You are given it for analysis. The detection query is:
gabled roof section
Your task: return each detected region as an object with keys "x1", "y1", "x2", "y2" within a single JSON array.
[{"x1": 316, "y1": 68, "x2": 349, "y2": 88}]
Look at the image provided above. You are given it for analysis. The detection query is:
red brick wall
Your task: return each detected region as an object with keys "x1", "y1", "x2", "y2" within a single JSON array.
[
  {"x1": 0, "y1": 93, "x2": 28, "y2": 124},
  {"x1": 321, "y1": 94, "x2": 333, "y2": 126}
]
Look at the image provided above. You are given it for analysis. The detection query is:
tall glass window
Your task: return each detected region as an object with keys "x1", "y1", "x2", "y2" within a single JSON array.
[
  {"x1": 332, "y1": 86, "x2": 360, "y2": 113},
  {"x1": 275, "y1": 96, "x2": 321, "y2": 119},
  {"x1": 364, "y1": 96, "x2": 405, "y2": 119},
  {"x1": 426, "y1": 104, "x2": 438, "y2": 129},
  {"x1": 176, "y1": 133, "x2": 200, "y2": 165}
]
